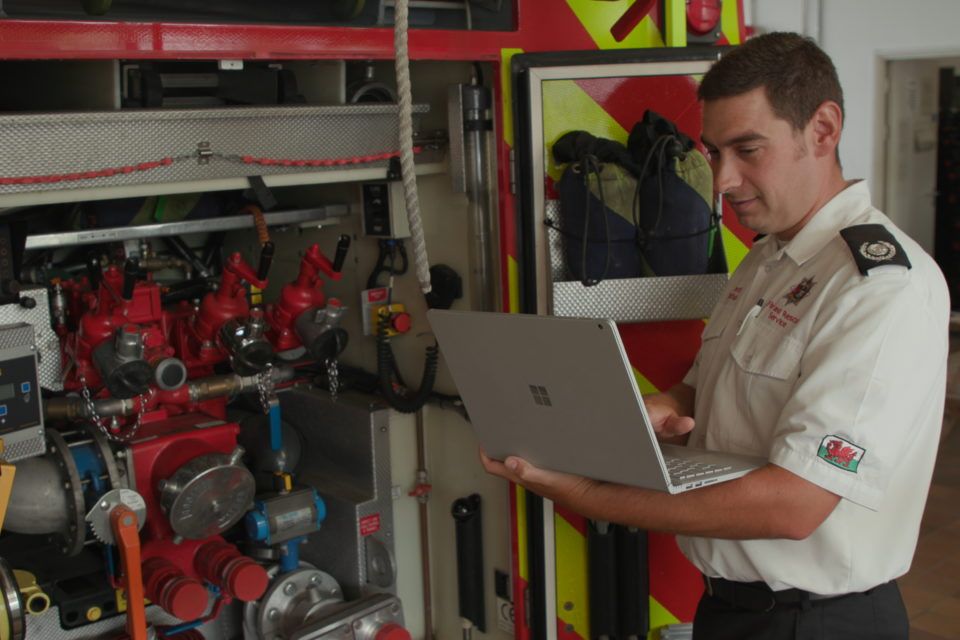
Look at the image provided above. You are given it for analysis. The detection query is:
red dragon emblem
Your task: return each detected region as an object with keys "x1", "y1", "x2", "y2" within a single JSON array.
[{"x1": 825, "y1": 439, "x2": 857, "y2": 467}]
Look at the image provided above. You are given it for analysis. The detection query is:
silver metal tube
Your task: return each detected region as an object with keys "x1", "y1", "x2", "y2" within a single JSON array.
[
  {"x1": 462, "y1": 84, "x2": 501, "y2": 311},
  {"x1": 414, "y1": 409, "x2": 435, "y2": 640},
  {"x1": 3, "y1": 457, "x2": 71, "y2": 534},
  {"x1": 43, "y1": 365, "x2": 296, "y2": 419}
]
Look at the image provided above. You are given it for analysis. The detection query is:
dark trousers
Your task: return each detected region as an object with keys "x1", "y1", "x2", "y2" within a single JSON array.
[{"x1": 692, "y1": 580, "x2": 909, "y2": 640}]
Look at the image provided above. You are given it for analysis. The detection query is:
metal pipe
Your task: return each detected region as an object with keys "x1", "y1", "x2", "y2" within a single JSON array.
[
  {"x1": 415, "y1": 409, "x2": 434, "y2": 640},
  {"x1": 462, "y1": 83, "x2": 500, "y2": 311},
  {"x1": 162, "y1": 236, "x2": 211, "y2": 279},
  {"x1": 3, "y1": 457, "x2": 71, "y2": 534},
  {"x1": 43, "y1": 366, "x2": 296, "y2": 420},
  {"x1": 139, "y1": 255, "x2": 192, "y2": 278}
]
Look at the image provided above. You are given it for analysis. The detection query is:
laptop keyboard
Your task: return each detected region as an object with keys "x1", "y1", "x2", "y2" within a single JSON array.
[{"x1": 666, "y1": 457, "x2": 733, "y2": 483}]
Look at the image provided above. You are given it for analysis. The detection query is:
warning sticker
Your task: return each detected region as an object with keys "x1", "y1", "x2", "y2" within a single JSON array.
[{"x1": 359, "y1": 513, "x2": 381, "y2": 537}]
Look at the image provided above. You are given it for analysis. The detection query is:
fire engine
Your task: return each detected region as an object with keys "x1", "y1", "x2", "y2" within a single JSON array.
[{"x1": 0, "y1": 2, "x2": 751, "y2": 638}]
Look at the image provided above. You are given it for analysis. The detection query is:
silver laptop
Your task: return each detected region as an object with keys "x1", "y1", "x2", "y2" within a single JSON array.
[{"x1": 427, "y1": 309, "x2": 765, "y2": 493}]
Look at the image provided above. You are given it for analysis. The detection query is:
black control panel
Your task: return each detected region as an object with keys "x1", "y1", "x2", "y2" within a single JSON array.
[
  {"x1": 362, "y1": 182, "x2": 393, "y2": 237},
  {"x1": 0, "y1": 353, "x2": 41, "y2": 435}
]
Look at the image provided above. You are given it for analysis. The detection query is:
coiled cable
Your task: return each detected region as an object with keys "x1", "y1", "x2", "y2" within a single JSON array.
[{"x1": 377, "y1": 313, "x2": 439, "y2": 413}]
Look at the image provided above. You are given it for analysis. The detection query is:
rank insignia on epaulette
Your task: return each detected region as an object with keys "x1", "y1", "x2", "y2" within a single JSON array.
[{"x1": 839, "y1": 224, "x2": 911, "y2": 275}]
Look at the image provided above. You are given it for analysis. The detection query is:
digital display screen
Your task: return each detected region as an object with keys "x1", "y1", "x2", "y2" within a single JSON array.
[{"x1": 0, "y1": 383, "x2": 13, "y2": 402}]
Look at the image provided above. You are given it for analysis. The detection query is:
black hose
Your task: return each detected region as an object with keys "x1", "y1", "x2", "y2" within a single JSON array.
[
  {"x1": 376, "y1": 313, "x2": 439, "y2": 414},
  {"x1": 162, "y1": 236, "x2": 210, "y2": 279}
]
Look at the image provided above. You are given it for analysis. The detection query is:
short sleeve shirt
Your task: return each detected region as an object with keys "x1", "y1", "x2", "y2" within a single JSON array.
[{"x1": 677, "y1": 181, "x2": 950, "y2": 595}]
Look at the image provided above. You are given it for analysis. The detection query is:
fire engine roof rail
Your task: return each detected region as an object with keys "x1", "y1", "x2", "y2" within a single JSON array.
[{"x1": 0, "y1": 103, "x2": 438, "y2": 208}]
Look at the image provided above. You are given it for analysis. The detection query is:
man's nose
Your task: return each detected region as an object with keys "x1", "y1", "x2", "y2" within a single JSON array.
[{"x1": 713, "y1": 156, "x2": 741, "y2": 194}]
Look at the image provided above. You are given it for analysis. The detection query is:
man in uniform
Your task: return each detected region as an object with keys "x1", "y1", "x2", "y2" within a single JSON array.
[{"x1": 481, "y1": 32, "x2": 950, "y2": 639}]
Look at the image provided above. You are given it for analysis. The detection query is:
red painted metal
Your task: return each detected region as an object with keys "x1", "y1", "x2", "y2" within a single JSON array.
[
  {"x1": 267, "y1": 243, "x2": 338, "y2": 352},
  {"x1": 374, "y1": 623, "x2": 413, "y2": 640},
  {"x1": 195, "y1": 539, "x2": 269, "y2": 602},
  {"x1": 65, "y1": 265, "x2": 172, "y2": 394},
  {"x1": 610, "y1": 0, "x2": 658, "y2": 43},
  {"x1": 128, "y1": 416, "x2": 239, "y2": 541},
  {"x1": 171, "y1": 251, "x2": 262, "y2": 376},
  {"x1": 687, "y1": 0, "x2": 722, "y2": 35},
  {"x1": 0, "y1": 1, "x2": 599, "y2": 61},
  {"x1": 142, "y1": 556, "x2": 209, "y2": 621},
  {"x1": 194, "y1": 252, "x2": 264, "y2": 344}
]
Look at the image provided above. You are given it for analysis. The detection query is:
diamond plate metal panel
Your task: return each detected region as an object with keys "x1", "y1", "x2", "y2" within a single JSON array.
[
  {"x1": 0, "y1": 321, "x2": 33, "y2": 350},
  {"x1": 0, "y1": 104, "x2": 427, "y2": 195},
  {"x1": 546, "y1": 197, "x2": 729, "y2": 321},
  {"x1": 0, "y1": 287, "x2": 62, "y2": 391},
  {"x1": 552, "y1": 273, "x2": 729, "y2": 322},
  {"x1": 2, "y1": 435, "x2": 44, "y2": 461},
  {"x1": 546, "y1": 199, "x2": 567, "y2": 281}
]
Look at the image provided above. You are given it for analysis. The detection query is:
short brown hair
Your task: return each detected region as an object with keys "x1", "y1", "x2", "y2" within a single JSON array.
[{"x1": 698, "y1": 32, "x2": 844, "y2": 132}]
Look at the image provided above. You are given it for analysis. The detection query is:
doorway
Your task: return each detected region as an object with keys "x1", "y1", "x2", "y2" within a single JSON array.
[{"x1": 882, "y1": 56, "x2": 960, "y2": 308}]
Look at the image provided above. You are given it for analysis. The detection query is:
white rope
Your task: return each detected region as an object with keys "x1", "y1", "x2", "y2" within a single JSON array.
[{"x1": 394, "y1": 0, "x2": 433, "y2": 294}]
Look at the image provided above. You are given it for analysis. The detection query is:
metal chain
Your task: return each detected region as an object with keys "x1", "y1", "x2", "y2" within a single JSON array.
[
  {"x1": 78, "y1": 374, "x2": 106, "y2": 428},
  {"x1": 124, "y1": 389, "x2": 151, "y2": 443},
  {"x1": 257, "y1": 363, "x2": 275, "y2": 414},
  {"x1": 78, "y1": 374, "x2": 147, "y2": 443},
  {"x1": 326, "y1": 358, "x2": 340, "y2": 402}
]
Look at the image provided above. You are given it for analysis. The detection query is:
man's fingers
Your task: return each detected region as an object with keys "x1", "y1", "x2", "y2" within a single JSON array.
[
  {"x1": 480, "y1": 450, "x2": 527, "y2": 483},
  {"x1": 653, "y1": 414, "x2": 695, "y2": 436},
  {"x1": 664, "y1": 415, "x2": 696, "y2": 435}
]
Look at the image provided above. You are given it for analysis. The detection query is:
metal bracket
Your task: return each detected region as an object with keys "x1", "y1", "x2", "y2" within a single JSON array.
[
  {"x1": 387, "y1": 156, "x2": 402, "y2": 181},
  {"x1": 197, "y1": 141, "x2": 213, "y2": 165}
]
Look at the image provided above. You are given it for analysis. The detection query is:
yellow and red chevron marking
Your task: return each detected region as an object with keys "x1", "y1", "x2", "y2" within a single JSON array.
[
  {"x1": 497, "y1": 4, "x2": 748, "y2": 638},
  {"x1": 566, "y1": 0, "x2": 665, "y2": 50},
  {"x1": 567, "y1": 0, "x2": 745, "y2": 50},
  {"x1": 555, "y1": 505, "x2": 589, "y2": 639}
]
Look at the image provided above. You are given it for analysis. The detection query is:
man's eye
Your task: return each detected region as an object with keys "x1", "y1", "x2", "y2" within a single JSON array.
[{"x1": 739, "y1": 147, "x2": 759, "y2": 156}]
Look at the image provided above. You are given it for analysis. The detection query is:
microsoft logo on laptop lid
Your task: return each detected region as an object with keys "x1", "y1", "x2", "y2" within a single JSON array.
[{"x1": 529, "y1": 385, "x2": 552, "y2": 407}]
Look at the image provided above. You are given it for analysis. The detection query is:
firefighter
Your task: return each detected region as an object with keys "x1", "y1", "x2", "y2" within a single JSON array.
[{"x1": 482, "y1": 32, "x2": 949, "y2": 640}]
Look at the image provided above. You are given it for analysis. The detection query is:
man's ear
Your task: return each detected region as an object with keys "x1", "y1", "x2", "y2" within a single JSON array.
[{"x1": 810, "y1": 100, "x2": 843, "y2": 159}]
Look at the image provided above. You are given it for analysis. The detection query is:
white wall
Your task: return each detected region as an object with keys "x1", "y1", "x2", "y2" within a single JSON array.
[
  {"x1": 750, "y1": 0, "x2": 960, "y2": 212},
  {"x1": 883, "y1": 58, "x2": 960, "y2": 253}
]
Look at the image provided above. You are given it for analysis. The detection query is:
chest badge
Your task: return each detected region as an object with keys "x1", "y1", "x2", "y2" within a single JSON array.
[{"x1": 783, "y1": 277, "x2": 816, "y2": 305}]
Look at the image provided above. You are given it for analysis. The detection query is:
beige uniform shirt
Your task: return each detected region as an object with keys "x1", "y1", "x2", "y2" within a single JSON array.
[{"x1": 677, "y1": 181, "x2": 950, "y2": 595}]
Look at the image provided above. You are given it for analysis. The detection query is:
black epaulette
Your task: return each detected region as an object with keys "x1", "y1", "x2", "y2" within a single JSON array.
[{"x1": 839, "y1": 224, "x2": 911, "y2": 275}]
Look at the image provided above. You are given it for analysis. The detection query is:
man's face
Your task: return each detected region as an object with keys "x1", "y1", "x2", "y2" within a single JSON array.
[{"x1": 701, "y1": 87, "x2": 820, "y2": 240}]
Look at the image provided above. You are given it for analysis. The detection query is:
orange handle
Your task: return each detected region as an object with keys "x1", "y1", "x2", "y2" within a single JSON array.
[{"x1": 111, "y1": 506, "x2": 148, "y2": 640}]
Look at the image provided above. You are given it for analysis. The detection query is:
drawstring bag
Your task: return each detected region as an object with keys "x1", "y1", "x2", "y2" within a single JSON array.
[{"x1": 552, "y1": 110, "x2": 722, "y2": 285}]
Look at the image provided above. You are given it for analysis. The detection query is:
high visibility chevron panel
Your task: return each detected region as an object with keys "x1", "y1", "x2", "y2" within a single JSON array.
[
  {"x1": 565, "y1": 0, "x2": 665, "y2": 50},
  {"x1": 499, "y1": 3, "x2": 747, "y2": 638}
]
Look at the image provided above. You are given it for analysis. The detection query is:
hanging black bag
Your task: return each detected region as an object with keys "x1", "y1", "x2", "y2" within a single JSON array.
[{"x1": 551, "y1": 110, "x2": 722, "y2": 285}]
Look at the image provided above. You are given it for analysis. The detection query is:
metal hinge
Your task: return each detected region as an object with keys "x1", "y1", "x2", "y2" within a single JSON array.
[{"x1": 509, "y1": 148, "x2": 517, "y2": 195}]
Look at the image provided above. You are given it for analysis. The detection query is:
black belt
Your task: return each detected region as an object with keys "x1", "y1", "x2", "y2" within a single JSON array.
[{"x1": 703, "y1": 576, "x2": 848, "y2": 613}]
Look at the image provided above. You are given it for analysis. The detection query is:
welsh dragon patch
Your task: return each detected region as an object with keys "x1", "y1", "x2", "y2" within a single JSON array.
[{"x1": 817, "y1": 435, "x2": 865, "y2": 473}]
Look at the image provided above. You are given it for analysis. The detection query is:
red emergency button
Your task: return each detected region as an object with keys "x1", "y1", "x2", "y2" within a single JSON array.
[
  {"x1": 375, "y1": 623, "x2": 412, "y2": 640},
  {"x1": 390, "y1": 312, "x2": 412, "y2": 334}
]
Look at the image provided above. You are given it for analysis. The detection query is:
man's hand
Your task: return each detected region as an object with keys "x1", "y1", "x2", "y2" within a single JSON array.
[
  {"x1": 645, "y1": 387, "x2": 696, "y2": 443},
  {"x1": 479, "y1": 450, "x2": 598, "y2": 506},
  {"x1": 645, "y1": 399, "x2": 695, "y2": 439}
]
